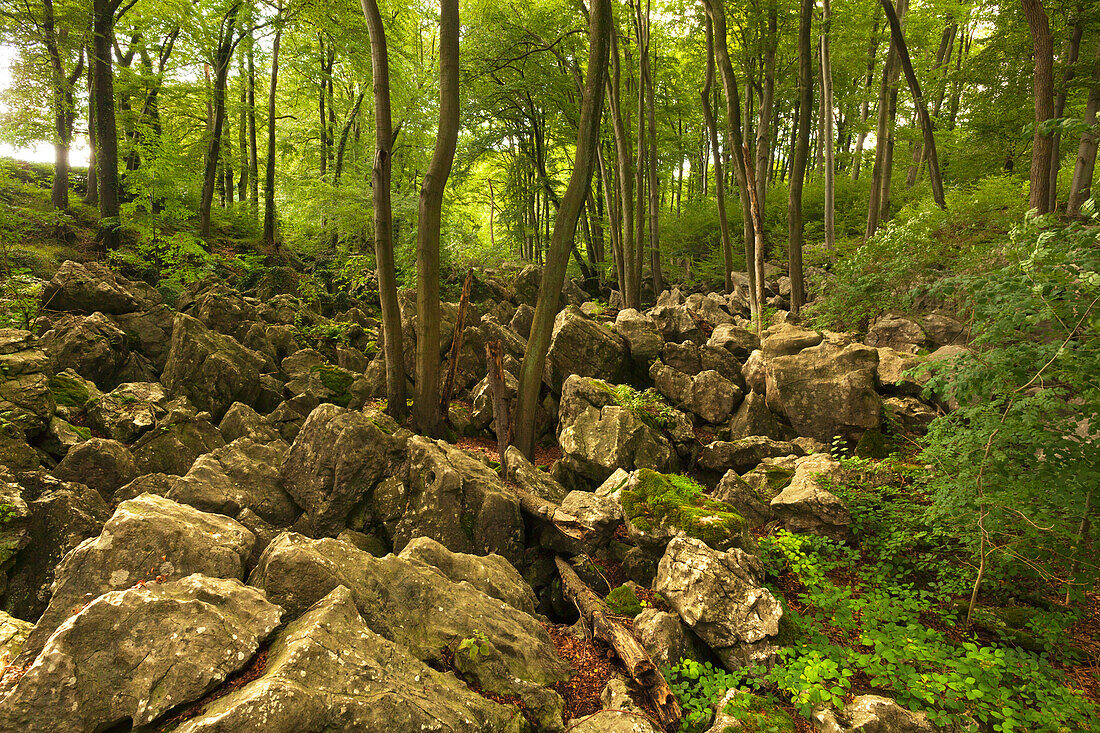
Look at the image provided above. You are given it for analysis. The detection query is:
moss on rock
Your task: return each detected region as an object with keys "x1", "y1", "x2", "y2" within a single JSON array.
[
  {"x1": 311, "y1": 363, "x2": 354, "y2": 407},
  {"x1": 48, "y1": 373, "x2": 90, "y2": 409},
  {"x1": 605, "y1": 585, "x2": 643, "y2": 616},
  {"x1": 621, "y1": 469, "x2": 744, "y2": 549}
]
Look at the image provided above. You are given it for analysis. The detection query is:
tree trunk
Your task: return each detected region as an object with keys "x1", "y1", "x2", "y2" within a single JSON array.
[
  {"x1": 1048, "y1": 20, "x2": 1083, "y2": 212},
  {"x1": 1023, "y1": 0, "x2": 1055, "y2": 213},
  {"x1": 820, "y1": 0, "x2": 835, "y2": 250},
  {"x1": 247, "y1": 39, "x2": 258, "y2": 210},
  {"x1": 414, "y1": 0, "x2": 460, "y2": 436},
  {"x1": 644, "y1": 0, "x2": 662, "y2": 297},
  {"x1": 879, "y1": 0, "x2": 945, "y2": 209},
  {"x1": 360, "y1": 0, "x2": 407, "y2": 421},
  {"x1": 1067, "y1": 39, "x2": 1100, "y2": 216},
  {"x1": 238, "y1": 52, "x2": 248, "y2": 201},
  {"x1": 755, "y1": 4, "x2": 777, "y2": 219},
  {"x1": 701, "y1": 17, "x2": 734, "y2": 294},
  {"x1": 866, "y1": 0, "x2": 905, "y2": 238},
  {"x1": 607, "y1": 30, "x2": 637, "y2": 307},
  {"x1": 84, "y1": 49, "x2": 98, "y2": 205},
  {"x1": 511, "y1": 0, "x2": 611, "y2": 458},
  {"x1": 199, "y1": 3, "x2": 241, "y2": 237},
  {"x1": 92, "y1": 0, "x2": 121, "y2": 250},
  {"x1": 263, "y1": 17, "x2": 281, "y2": 248},
  {"x1": 788, "y1": 0, "x2": 813, "y2": 314}
]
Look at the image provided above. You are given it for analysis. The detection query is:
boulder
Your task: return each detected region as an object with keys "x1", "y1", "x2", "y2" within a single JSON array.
[
  {"x1": 813, "y1": 694, "x2": 939, "y2": 733},
  {"x1": 39, "y1": 416, "x2": 86, "y2": 459},
  {"x1": 171, "y1": 586, "x2": 525, "y2": 733},
  {"x1": 510, "y1": 302, "x2": 535, "y2": 338},
  {"x1": 770, "y1": 454, "x2": 852, "y2": 541},
  {"x1": 52, "y1": 437, "x2": 137, "y2": 501},
  {"x1": 0, "y1": 469, "x2": 31, "y2": 596},
  {"x1": 708, "y1": 323, "x2": 760, "y2": 360},
  {"x1": 558, "y1": 401, "x2": 677, "y2": 487},
  {"x1": 398, "y1": 536, "x2": 537, "y2": 615},
  {"x1": 40, "y1": 260, "x2": 159, "y2": 315},
  {"x1": 47, "y1": 368, "x2": 100, "y2": 422},
  {"x1": 249, "y1": 533, "x2": 570, "y2": 689},
  {"x1": 686, "y1": 292, "x2": 735, "y2": 326},
  {"x1": 395, "y1": 436, "x2": 524, "y2": 567},
  {"x1": 511, "y1": 264, "x2": 543, "y2": 306},
  {"x1": 111, "y1": 304, "x2": 175, "y2": 370},
  {"x1": 876, "y1": 347, "x2": 925, "y2": 395},
  {"x1": 650, "y1": 361, "x2": 693, "y2": 411},
  {"x1": 614, "y1": 308, "x2": 664, "y2": 365},
  {"x1": 865, "y1": 313, "x2": 928, "y2": 353},
  {"x1": 186, "y1": 281, "x2": 259, "y2": 339},
  {"x1": 557, "y1": 489, "x2": 623, "y2": 548},
  {"x1": 161, "y1": 313, "x2": 267, "y2": 421},
  {"x1": 131, "y1": 413, "x2": 227, "y2": 476},
  {"x1": 87, "y1": 381, "x2": 168, "y2": 442},
  {"x1": 697, "y1": 436, "x2": 803, "y2": 474},
  {"x1": 504, "y1": 445, "x2": 567, "y2": 504},
  {"x1": 655, "y1": 537, "x2": 782, "y2": 669},
  {"x1": 760, "y1": 323, "x2": 823, "y2": 358},
  {"x1": 727, "y1": 390, "x2": 785, "y2": 441},
  {"x1": 918, "y1": 314, "x2": 967, "y2": 347},
  {"x1": 633, "y1": 608, "x2": 695, "y2": 669},
  {"x1": 1, "y1": 470, "x2": 109, "y2": 621},
  {"x1": 647, "y1": 303, "x2": 703, "y2": 343},
  {"x1": 692, "y1": 369, "x2": 742, "y2": 424},
  {"x1": 742, "y1": 349, "x2": 767, "y2": 394},
  {"x1": 0, "y1": 610, "x2": 30, "y2": 667},
  {"x1": 883, "y1": 396, "x2": 938, "y2": 435},
  {"x1": 765, "y1": 342, "x2": 882, "y2": 442},
  {"x1": 619, "y1": 469, "x2": 745, "y2": 551},
  {"x1": 546, "y1": 306, "x2": 628, "y2": 391},
  {"x1": 15, "y1": 494, "x2": 255, "y2": 665},
  {"x1": 280, "y1": 404, "x2": 399, "y2": 537},
  {"x1": 707, "y1": 690, "x2": 797, "y2": 733},
  {"x1": 0, "y1": 574, "x2": 280, "y2": 733},
  {"x1": 0, "y1": 329, "x2": 54, "y2": 437},
  {"x1": 40, "y1": 312, "x2": 138, "y2": 389}
]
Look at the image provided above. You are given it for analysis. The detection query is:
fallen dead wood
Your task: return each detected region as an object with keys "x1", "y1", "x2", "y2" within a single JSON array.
[{"x1": 554, "y1": 556, "x2": 682, "y2": 731}]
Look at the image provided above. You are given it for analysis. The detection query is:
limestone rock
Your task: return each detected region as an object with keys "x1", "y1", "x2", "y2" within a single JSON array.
[
  {"x1": 52, "y1": 438, "x2": 137, "y2": 501},
  {"x1": 619, "y1": 469, "x2": 745, "y2": 551},
  {"x1": 691, "y1": 369, "x2": 742, "y2": 424},
  {"x1": 865, "y1": 313, "x2": 929, "y2": 353},
  {"x1": 131, "y1": 413, "x2": 227, "y2": 476},
  {"x1": 770, "y1": 454, "x2": 852, "y2": 541},
  {"x1": 697, "y1": 436, "x2": 803, "y2": 474},
  {"x1": 727, "y1": 390, "x2": 785, "y2": 441},
  {"x1": 614, "y1": 308, "x2": 664, "y2": 365},
  {"x1": 40, "y1": 260, "x2": 159, "y2": 315},
  {"x1": 87, "y1": 381, "x2": 168, "y2": 442},
  {"x1": 708, "y1": 323, "x2": 760, "y2": 360},
  {"x1": 0, "y1": 329, "x2": 54, "y2": 437},
  {"x1": 546, "y1": 306, "x2": 628, "y2": 391},
  {"x1": 397, "y1": 536, "x2": 537, "y2": 615},
  {"x1": 633, "y1": 608, "x2": 695, "y2": 668},
  {"x1": 813, "y1": 694, "x2": 939, "y2": 733}
]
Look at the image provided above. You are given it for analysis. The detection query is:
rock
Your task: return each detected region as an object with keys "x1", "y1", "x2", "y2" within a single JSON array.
[
  {"x1": 40, "y1": 312, "x2": 136, "y2": 389},
  {"x1": 280, "y1": 404, "x2": 398, "y2": 537},
  {"x1": 0, "y1": 610, "x2": 30, "y2": 667},
  {"x1": 546, "y1": 306, "x2": 628, "y2": 391},
  {"x1": 614, "y1": 308, "x2": 664, "y2": 365},
  {"x1": 40, "y1": 416, "x2": 86, "y2": 459},
  {"x1": 111, "y1": 304, "x2": 175, "y2": 370},
  {"x1": 87, "y1": 381, "x2": 167, "y2": 442},
  {"x1": 697, "y1": 436, "x2": 803, "y2": 474},
  {"x1": 169, "y1": 438, "x2": 299, "y2": 527},
  {"x1": 813, "y1": 694, "x2": 938, "y2": 733},
  {"x1": 510, "y1": 302, "x2": 535, "y2": 338},
  {"x1": 395, "y1": 436, "x2": 524, "y2": 567},
  {"x1": 633, "y1": 608, "x2": 695, "y2": 668},
  {"x1": 172, "y1": 586, "x2": 525, "y2": 733},
  {"x1": 15, "y1": 494, "x2": 255, "y2": 665},
  {"x1": 656, "y1": 537, "x2": 782, "y2": 669},
  {"x1": 883, "y1": 396, "x2": 938, "y2": 435},
  {"x1": 557, "y1": 490, "x2": 623, "y2": 548},
  {"x1": 0, "y1": 330, "x2": 53, "y2": 437},
  {"x1": 692, "y1": 369, "x2": 742, "y2": 424},
  {"x1": 187, "y1": 281, "x2": 259, "y2": 339},
  {"x1": 701, "y1": 343, "x2": 745, "y2": 385},
  {"x1": 511, "y1": 264, "x2": 543, "y2": 306},
  {"x1": 558, "y1": 400, "x2": 677, "y2": 487},
  {"x1": 648, "y1": 303, "x2": 703, "y2": 343},
  {"x1": 727, "y1": 390, "x2": 785, "y2": 441},
  {"x1": 131, "y1": 413, "x2": 227, "y2": 476},
  {"x1": 567, "y1": 711, "x2": 661, "y2": 733},
  {"x1": 686, "y1": 292, "x2": 735, "y2": 326},
  {"x1": 650, "y1": 361, "x2": 693, "y2": 411},
  {"x1": 0, "y1": 469, "x2": 31, "y2": 595},
  {"x1": 918, "y1": 314, "x2": 967, "y2": 348},
  {"x1": 0, "y1": 428, "x2": 38, "y2": 470},
  {"x1": 765, "y1": 342, "x2": 882, "y2": 442},
  {"x1": 40, "y1": 260, "x2": 159, "y2": 315},
  {"x1": 47, "y1": 368, "x2": 100, "y2": 421},
  {"x1": 471, "y1": 370, "x2": 518, "y2": 432},
  {"x1": 0, "y1": 574, "x2": 280, "y2": 733},
  {"x1": 770, "y1": 454, "x2": 852, "y2": 541},
  {"x1": 249, "y1": 533, "x2": 570, "y2": 688},
  {"x1": 52, "y1": 438, "x2": 137, "y2": 501},
  {"x1": 865, "y1": 313, "x2": 928, "y2": 353},
  {"x1": 619, "y1": 469, "x2": 745, "y2": 551},
  {"x1": 398, "y1": 536, "x2": 537, "y2": 615},
  {"x1": 708, "y1": 323, "x2": 760, "y2": 360},
  {"x1": 876, "y1": 347, "x2": 925, "y2": 395},
  {"x1": 707, "y1": 690, "x2": 797, "y2": 733},
  {"x1": 661, "y1": 341, "x2": 702, "y2": 374},
  {"x1": 161, "y1": 313, "x2": 267, "y2": 421},
  {"x1": 742, "y1": 349, "x2": 766, "y2": 394},
  {"x1": 1, "y1": 470, "x2": 109, "y2": 621},
  {"x1": 761, "y1": 323, "x2": 823, "y2": 358},
  {"x1": 504, "y1": 445, "x2": 567, "y2": 504}
]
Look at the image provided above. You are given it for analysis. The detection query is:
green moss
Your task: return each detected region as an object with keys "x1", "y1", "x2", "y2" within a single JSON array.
[
  {"x1": 605, "y1": 585, "x2": 643, "y2": 616},
  {"x1": 459, "y1": 510, "x2": 476, "y2": 542},
  {"x1": 621, "y1": 469, "x2": 744, "y2": 548},
  {"x1": 762, "y1": 465, "x2": 795, "y2": 492},
  {"x1": 48, "y1": 374, "x2": 89, "y2": 409},
  {"x1": 855, "y1": 428, "x2": 890, "y2": 459},
  {"x1": 311, "y1": 363, "x2": 354, "y2": 407}
]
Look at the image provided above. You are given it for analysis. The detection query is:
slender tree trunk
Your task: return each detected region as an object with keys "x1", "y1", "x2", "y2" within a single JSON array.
[
  {"x1": 238, "y1": 52, "x2": 248, "y2": 201},
  {"x1": 247, "y1": 39, "x2": 258, "y2": 209},
  {"x1": 1068, "y1": 39, "x2": 1100, "y2": 216},
  {"x1": 866, "y1": 0, "x2": 905, "y2": 238},
  {"x1": 92, "y1": 0, "x2": 121, "y2": 250},
  {"x1": 607, "y1": 30, "x2": 636, "y2": 307},
  {"x1": 907, "y1": 20, "x2": 954, "y2": 187},
  {"x1": 788, "y1": 0, "x2": 813, "y2": 315},
  {"x1": 1048, "y1": 20, "x2": 1083, "y2": 212},
  {"x1": 413, "y1": 0, "x2": 460, "y2": 436},
  {"x1": 199, "y1": 3, "x2": 240, "y2": 237},
  {"x1": 755, "y1": 4, "x2": 777, "y2": 219},
  {"x1": 512, "y1": 0, "x2": 611, "y2": 458},
  {"x1": 1023, "y1": 0, "x2": 1055, "y2": 213},
  {"x1": 644, "y1": 0, "x2": 661, "y2": 297},
  {"x1": 84, "y1": 49, "x2": 98, "y2": 205},
  {"x1": 701, "y1": 17, "x2": 733, "y2": 294},
  {"x1": 820, "y1": 0, "x2": 835, "y2": 250},
  {"x1": 263, "y1": 17, "x2": 281, "y2": 248}
]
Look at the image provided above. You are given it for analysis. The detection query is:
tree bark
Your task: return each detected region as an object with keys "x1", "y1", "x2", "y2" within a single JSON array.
[
  {"x1": 1067, "y1": 39, "x2": 1100, "y2": 216},
  {"x1": 755, "y1": 4, "x2": 777, "y2": 218},
  {"x1": 1023, "y1": 0, "x2": 1055, "y2": 213},
  {"x1": 788, "y1": 0, "x2": 813, "y2": 315},
  {"x1": 414, "y1": 0, "x2": 460, "y2": 436},
  {"x1": 247, "y1": 39, "x2": 258, "y2": 209},
  {"x1": 1048, "y1": 20, "x2": 1083, "y2": 212},
  {"x1": 866, "y1": 0, "x2": 905, "y2": 239},
  {"x1": 199, "y1": 2, "x2": 241, "y2": 237},
  {"x1": 84, "y1": 48, "x2": 98, "y2": 205},
  {"x1": 263, "y1": 15, "x2": 281, "y2": 248},
  {"x1": 701, "y1": 16, "x2": 734, "y2": 294},
  {"x1": 92, "y1": 0, "x2": 121, "y2": 250},
  {"x1": 606, "y1": 29, "x2": 637, "y2": 307},
  {"x1": 643, "y1": 0, "x2": 662, "y2": 297},
  {"x1": 360, "y1": 0, "x2": 407, "y2": 421},
  {"x1": 820, "y1": 0, "x2": 835, "y2": 250},
  {"x1": 511, "y1": 0, "x2": 611, "y2": 458}
]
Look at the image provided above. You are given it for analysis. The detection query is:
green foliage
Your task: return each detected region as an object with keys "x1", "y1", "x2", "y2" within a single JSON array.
[
  {"x1": 620, "y1": 470, "x2": 744, "y2": 548},
  {"x1": 604, "y1": 584, "x2": 642, "y2": 617},
  {"x1": 665, "y1": 658, "x2": 750, "y2": 732},
  {"x1": 457, "y1": 629, "x2": 489, "y2": 657},
  {"x1": 598, "y1": 382, "x2": 676, "y2": 430}
]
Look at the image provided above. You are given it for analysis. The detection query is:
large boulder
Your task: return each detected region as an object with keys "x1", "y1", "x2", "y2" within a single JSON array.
[
  {"x1": 708, "y1": 323, "x2": 760, "y2": 360},
  {"x1": 691, "y1": 369, "x2": 743, "y2": 424},
  {"x1": 546, "y1": 306, "x2": 628, "y2": 391},
  {"x1": 813, "y1": 694, "x2": 939, "y2": 733},
  {"x1": 0, "y1": 610, "x2": 31, "y2": 667},
  {"x1": 614, "y1": 308, "x2": 664, "y2": 365},
  {"x1": 40, "y1": 260, "x2": 159, "y2": 315},
  {"x1": 727, "y1": 390, "x2": 786, "y2": 441},
  {"x1": 875, "y1": 347, "x2": 925, "y2": 396},
  {"x1": 504, "y1": 445, "x2": 567, "y2": 504},
  {"x1": 279, "y1": 404, "x2": 398, "y2": 537},
  {"x1": 765, "y1": 342, "x2": 882, "y2": 442},
  {"x1": 130, "y1": 412, "x2": 227, "y2": 476},
  {"x1": 618, "y1": 469, "x2": 745, "y2": 552},
  {"x1": 219, "y1": 401, "x2": 282, "y2": 443},
  {"x1": 865, "y1": 313, "x2": 929, "y2": 353},
  {"x1": 0, "y1": 329, "x2": 53, "y2": 438},
  {"x1": 249, "y1": 533, "x2": 570, "y2": 690},
  {"x1": 185, "y1": 281, "x2": 259, "y2": 339},
  {"x1": 918, "y1": 313, "x2": 967, "y2": 348},
  {"x1": 395, "y1": 436, "x2": 524, "y2": 566},
  {"x1": 0, "y1": 574, "x2": 281, "y2": 733},
  {"x1": 87, "y1": 381, "x2": 168, "y2": 442},
  {"x1": 760, "y1": 323, "x2": 823, "y2": 358},
  {"x1": 52, "y1": 437, "x2": 137, "y2": 501},
  {"x1": 0, "y1": 469, "x2": 31, "y2": 596},
  {"x1": 15, "y1": 494, "x2": 255, "y2": 665},
  {"x1": 633, "y1": 608, "x2": 696, "y2": 669},
  {"x1": 398, "y1": 536, "x2": 537, "y2": 615},
  {"x1": 40, "y1": 312, "x2": 144, "y2": 389},
  {"x1": 655, "y1": 536, "x2": 782, "y2": 668},
  {"x1": 161, "y1": 313, "x2": 267, "y2": 420},
  {"x1": 111, "y1": 304, "x2": 175, "y2": 371},
  {"x1": 557, "y1": 398, "x2": 677, "y2": 488},
  {"x1": 697, "y1": 436, "x2": 803, "y2": 474},
  {"x1": 770, "y1": 454, "x2": 852, "y2": 541},
  {"x1": 171, "y1": 586, "x2": 525, "y2": 733},
  {"x1": 647, "y1": 303, "x2": 703, "y2": 343}
]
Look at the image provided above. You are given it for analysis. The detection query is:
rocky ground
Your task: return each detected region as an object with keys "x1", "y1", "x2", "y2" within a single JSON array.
[{"x1": 0, "y1": 260, "x2": 979, "y2": 732}]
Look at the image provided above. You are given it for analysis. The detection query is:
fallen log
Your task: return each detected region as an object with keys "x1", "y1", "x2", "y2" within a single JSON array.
[{"x1": 554, "y1": 556, "x2": 682, "y2": 731}]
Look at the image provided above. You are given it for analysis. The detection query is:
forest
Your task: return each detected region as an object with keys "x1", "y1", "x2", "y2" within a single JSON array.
[{"x1": 0, "y1": 0, "x2": 1098, "y2": 730}]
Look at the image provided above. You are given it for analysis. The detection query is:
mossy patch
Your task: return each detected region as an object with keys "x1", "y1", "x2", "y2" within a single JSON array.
[
  {"x1": 605, "y1": 585, "x2": 643, "y2": 616},
  {"x1": 855, "y1": 428, "x2": 890, "y2": 459},
  {"x1": 48, "y1": 374, "x2": 90, "y2": 409},
  {"x1": 621, "y1": 469, "x2": 744, "y2": 548},
  {"x1": 311, "y1": 363, "x2": 354, "y2": 407},
  {"x1": 722, "y1": 692, "x2": 797, "y2": 733}
]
